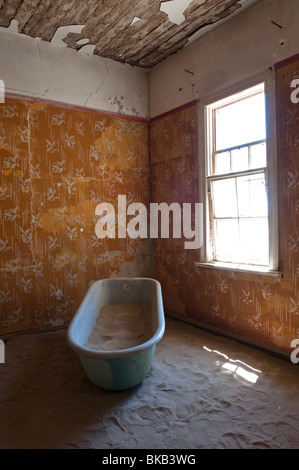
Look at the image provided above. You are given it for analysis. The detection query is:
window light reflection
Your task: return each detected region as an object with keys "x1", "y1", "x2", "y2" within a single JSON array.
[{"x1": 203, "y1": 346, "x2": 261, "y2": 384}]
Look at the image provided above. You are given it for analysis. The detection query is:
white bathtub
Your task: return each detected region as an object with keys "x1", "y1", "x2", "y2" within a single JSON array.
[{"x1": 66, "y1": 278, "x2": 165, "y2": 391}]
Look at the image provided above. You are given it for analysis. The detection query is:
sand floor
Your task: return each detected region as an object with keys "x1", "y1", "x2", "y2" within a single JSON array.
[{"x1": 0, "y1": 317, "x2": 299, "y2": 449}]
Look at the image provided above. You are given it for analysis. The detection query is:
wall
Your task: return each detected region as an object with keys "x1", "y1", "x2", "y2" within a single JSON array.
[
  {"x1": 0, "y1": 28, "x2": 148, "y2": 119},
  {"x1": 0, "y1": 96, "x2": 151, "y2": 335},
  {"x1": 1, "y1": 0, "x2": 298, "y2": 354},
  {"x1": 150, "y1": 57, "x2": 299, "y2": 355},
  {"x1": 0, "y1": 25, "x2": 151, "y2": 335},
  {"x1": 149, "y1": 0, "x2": 299, "y2": 119},
  {"x1": 149, "y1": 0, "x2": 299, "y2": 356}
]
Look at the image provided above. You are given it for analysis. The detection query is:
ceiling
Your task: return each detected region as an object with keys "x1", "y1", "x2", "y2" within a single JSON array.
[{"x1": 0, "y1": 0, "x2": 258, "y2": 69}]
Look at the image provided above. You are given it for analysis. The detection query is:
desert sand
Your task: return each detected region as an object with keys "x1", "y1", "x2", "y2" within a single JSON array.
[
  {"x1": 84, "y1": 302, "x2": 152, "y2": 351},
  {"x1": 0, "y1": 317, "x2": 299, "y2": 449}
]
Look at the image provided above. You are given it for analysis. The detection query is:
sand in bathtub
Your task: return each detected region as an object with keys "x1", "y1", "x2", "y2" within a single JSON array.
[{"x1": 84, "y1": 302, "x2": 152, "y2": 351}]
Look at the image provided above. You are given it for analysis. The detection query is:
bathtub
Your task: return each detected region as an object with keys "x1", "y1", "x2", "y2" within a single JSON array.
[{"x1": 66, "y1": 278, "x2": 165, "y2": 391}]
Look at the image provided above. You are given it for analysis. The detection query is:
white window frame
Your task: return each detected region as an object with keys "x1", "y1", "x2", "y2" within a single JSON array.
[{"x1": 197, "y1": 71, "x2": 280, "y2": 275}]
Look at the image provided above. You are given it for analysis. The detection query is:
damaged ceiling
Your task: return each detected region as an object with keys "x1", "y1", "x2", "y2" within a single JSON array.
[{"x1": 0, "y1": 0, "x2": 258, "y2": 68}]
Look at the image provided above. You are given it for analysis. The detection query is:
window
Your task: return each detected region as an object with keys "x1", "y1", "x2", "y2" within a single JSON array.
[{"x1": 199, "y1": 75, "x2": 279, "y2": 273}]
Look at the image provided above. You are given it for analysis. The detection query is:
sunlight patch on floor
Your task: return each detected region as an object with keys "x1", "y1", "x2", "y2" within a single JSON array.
[{"x1": 203, "y1": 345, "x2": 262, "y2": 384}]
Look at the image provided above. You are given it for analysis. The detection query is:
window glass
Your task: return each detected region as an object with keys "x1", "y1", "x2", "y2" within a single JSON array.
[
  {"x1": 231, "y1": 147, "x2": 249, "y2": 172},
  {"x1": 214, "y1": 219, "x2": 239, "y2": 262},
  {"x1": 215, "y1": 151, "x2": 230, "y2": 175},
  {"x1": 212, "y1": 179, "x2": 238, "y2": 218},
  {"x1": 249, "y1": 142, "x2": 267, "y2": 169},
  {"x1": 237, "y1": 174, "x2": 268, "y2": 218},
  {"x1": 215, "y1": 92, "x2": 266, "y2": 151},
  {"x1": 206, "y1": 82, "x2": 271, "y2": 268}
]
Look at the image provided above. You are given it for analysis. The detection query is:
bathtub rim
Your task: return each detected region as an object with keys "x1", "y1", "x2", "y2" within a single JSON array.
[{"x1": 66, "y1": 277, "x2": 165, "y2": 359}]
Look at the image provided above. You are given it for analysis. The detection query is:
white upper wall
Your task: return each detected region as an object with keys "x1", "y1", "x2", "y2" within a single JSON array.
[
  {"x1": 0, "y1": 27, "x2": 149, "y2": 119},
  {"x1": 149, "y1": 0, "x2": 299, "y2": 118},
  {"x1": 1, "y1": 0, "x2": 298, "y2": 121}
]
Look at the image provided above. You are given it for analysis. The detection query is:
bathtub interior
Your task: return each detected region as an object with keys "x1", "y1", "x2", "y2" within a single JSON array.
[{"x1": 67, "y1": 278, "x2": 165, "y2": 356}]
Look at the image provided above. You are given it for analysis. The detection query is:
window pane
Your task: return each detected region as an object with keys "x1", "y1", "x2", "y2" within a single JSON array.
[
  {"x1": 214, "y1": 218, "x2": 269, "y2": 265},
  {"x1": 250, "y1": 142, "x2": 267, "y2": 169},
  {"x1": 214, "y1": 219, "x2": 239, "y2": 262},
  {"x1": 239, "y1": 219, "x2": 269, "y2": 265},
  {"x1": 212, "y1": 179, "x2": 238, "y2": 218},
  {"x1": 215, "y1": 92, "x2": 266, "y2": 151},
  {"x1": 207, "y1": 82, "x2": 271, "y2": 269},
  {"x1": 215, "y1": 151, "x2": 230, "y2": 175},
  {"x1": 231, "y1": 147, "x2": 249, "y2": 172},
  {"x1": 237, "y1": 174, "x2": 268, "y2": 217},
  {"x1": 237, "y1": 174, "x2": 268, "y2": 218},
  {"x1": 249, "y1": 175, "x2": 268, "y2": 217},
  {"x1": 237, "y1": 177, "x2": 250, "y2": 217}
]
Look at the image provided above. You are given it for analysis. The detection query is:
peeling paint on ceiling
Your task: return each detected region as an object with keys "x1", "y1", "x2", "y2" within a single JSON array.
[
  {"x1": 0, "y1": 0, "x2": 259, "y2": 68},
  {"x1": 160, "y1": 0, "x2": 196, "y2": 26}
]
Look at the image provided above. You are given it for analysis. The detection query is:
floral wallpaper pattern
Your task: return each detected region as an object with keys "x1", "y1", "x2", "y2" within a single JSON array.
[
  {"x1": 150, "y1": 59, "x2": 299, "y2": 354},
  {"x1": 0, "y1": 98, "x2": 151, "y2": 335},
  {"x1": 1, "y1": 55, "x2": 299, "y2": 355}
]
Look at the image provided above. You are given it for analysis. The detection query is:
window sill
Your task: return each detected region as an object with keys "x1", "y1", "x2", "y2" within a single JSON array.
[{"x1": 194, "y1": 261, "x2": 283, "y2": 277}]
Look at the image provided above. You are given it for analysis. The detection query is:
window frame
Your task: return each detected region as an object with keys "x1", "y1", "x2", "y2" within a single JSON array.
[{"x1": 197, "y1": 72, "x2": 280, "y2": 274}]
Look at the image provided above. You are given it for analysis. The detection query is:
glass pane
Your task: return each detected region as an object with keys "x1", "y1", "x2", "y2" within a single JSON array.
[
  {"x1": 239, "y1": 218, "x2": 269, "y2": 266},
  {"x1": 231, "y1": 147, "x2": 249, "y2": 172},
  {"x1": 249, "y1": 175, "x2": 268, "y2": 217},
  {"x1": 214, "y1": 219, "x2": 239, "y2": 263},
  {"x1": 215, "y1": 151, "x2": 230, "y2": 175},
  {"x1": 237, "y1": 177, "x2": 250, "y2": 217},
  {"x1": 250, "y1": 142, "x2": 267, "y2": 169},
  {"x1": 215, "y1": 91, "x2": 266, "y2": 151},
  {"x1": 212, "y1": 179, "x2": 238, "y2": 218},
  {"x1": 237, "y1": 174, "x2": 268, "y2": 218}
]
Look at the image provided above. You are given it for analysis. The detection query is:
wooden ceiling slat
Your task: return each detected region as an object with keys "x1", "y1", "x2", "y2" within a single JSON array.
[
  {"x1": 85, "y1": 0, "x2": 141, "y2": 45},
  {"x1": 0, "y1": 0, "x2": 23, "y2": 27},
  {"x1": 111, "y1": 20, "x2": 176, "y2": 64},
  {"x1": 19, "y1": 0, "x2": 105, "y2": 40},
  {"x1": 13, "y1": 0, "x2": 48, "y2": 31},
  {"x1": 97, "y1": 0, "x2": 223, "y2": 66},
  {"x1": 31, "y1": 0, "x2": 91, "y2": 40},
  {"x1": 0, "y1": 0, "x2": 254, "y2": 68},
  {"x1": 96, "y1": 5, "x2": 166, "y2": 59},
  {"x1": 19, "y1": 0, "x2": 65, "y2": 39},
  {"x1": 139, "y1": 37, "x2": 190, "y2": 68},
  {"x1": 124, "y1": 0, "x2": 242, "y2": 67}
]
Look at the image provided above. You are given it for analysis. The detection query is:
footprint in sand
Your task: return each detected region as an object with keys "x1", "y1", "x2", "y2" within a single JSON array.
[
  {"x1": 277, "y1": 422, "x2": 299, "y2": 447},
  {"x1": 137, "y1": 405, "x2": 170, "y2": 434}
]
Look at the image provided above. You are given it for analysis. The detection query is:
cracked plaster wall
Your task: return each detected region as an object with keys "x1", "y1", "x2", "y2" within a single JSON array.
[
  {"x1": 149, "y1": 0, "x2": 299, "y2": 118},
  {"x1": 0, "y1": 28, "x2": 148, "y2": 119},
  {"x1": 0, "y1": 20, "x2": 150, "y2": 335}
]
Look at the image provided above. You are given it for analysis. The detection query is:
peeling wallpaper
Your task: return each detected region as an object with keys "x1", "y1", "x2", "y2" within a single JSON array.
[
  {"x1": 150, "y1": 59, "x2": 299, "y2": 355},
  {"x1": 0, "y1": 98, "x2": 151, "y2": 335},
  {"x1": 1, "y1": 55, "x2": 299, "y2": 355}
]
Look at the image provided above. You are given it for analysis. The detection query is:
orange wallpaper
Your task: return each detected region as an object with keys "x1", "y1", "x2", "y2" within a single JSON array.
[
  {"x1": 1, "y1": 57, "x2": 299, "y2": 355},
  {"x1": 0, "y1": 98, "x2": 150, "y2": 335},
  {"x1": 150, "y1": 62, "x2": 299, "y2": 355}
]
